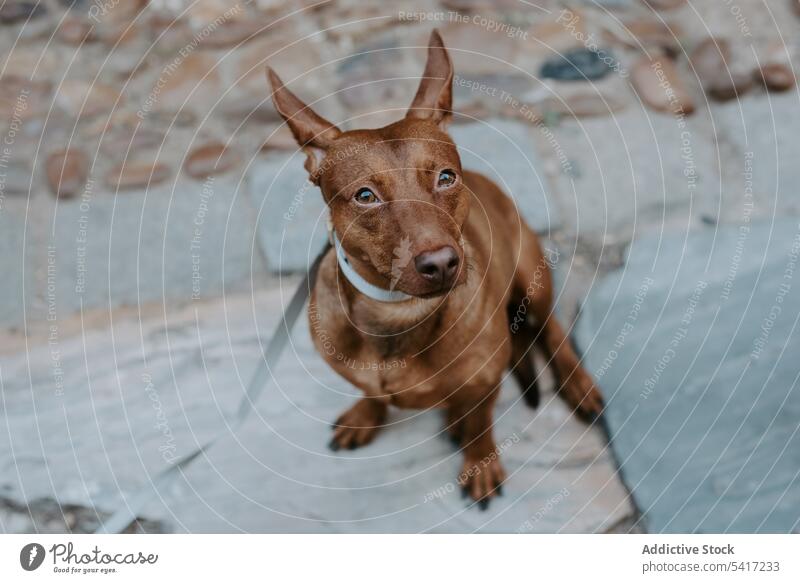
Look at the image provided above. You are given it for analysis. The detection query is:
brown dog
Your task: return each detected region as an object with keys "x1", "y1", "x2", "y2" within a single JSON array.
[{"x1": 267, "y1": 30, "x2": 603, "y2": 508}]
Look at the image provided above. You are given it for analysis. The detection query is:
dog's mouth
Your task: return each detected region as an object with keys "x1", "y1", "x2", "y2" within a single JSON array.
[
  {"x1": 414, "y1": 281, "x2": 461, "y2": 300},
  {"x1": 402, "y1": 263, "x2": 467, "y2": 299}
]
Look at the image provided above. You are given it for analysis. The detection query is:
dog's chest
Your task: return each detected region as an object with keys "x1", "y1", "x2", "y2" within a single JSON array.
[{"x1": 321, "y1": 315, "x2": 509, "y2": 410}]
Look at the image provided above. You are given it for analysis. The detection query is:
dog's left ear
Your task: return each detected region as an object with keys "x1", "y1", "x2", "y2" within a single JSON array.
[
  {"x1": 266, "y1": 67, "x2": 341, "y2": 184},
  {"x1": 406, "y1": 29, "x2": 453, "y2": 127}
]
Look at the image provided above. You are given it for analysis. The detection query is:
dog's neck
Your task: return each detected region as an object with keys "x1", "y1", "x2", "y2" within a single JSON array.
[
  {"x1": 332, "y1": 232, "x2": 412, "y2": 303},
  {"x1": 331, "y1": 231, "x2": 461, "y2": 337}
]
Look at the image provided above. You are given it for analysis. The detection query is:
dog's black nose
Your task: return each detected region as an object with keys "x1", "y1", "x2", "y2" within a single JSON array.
[{"x1": 414, "y1": 246, "x2": 460, "y2": 286}]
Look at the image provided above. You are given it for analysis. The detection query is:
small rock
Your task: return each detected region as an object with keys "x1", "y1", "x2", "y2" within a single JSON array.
[
  {"x1": 541, "y1": 49, "x2": 617, "y2": 82},
  {"x1": 690, "y1": 38, "x2": 752, "y2": 102},
  {"x1": 195, "y1": 20, "x2": 267, "y2": 49},
  {"x1": 0, "y1": 1, "x2": 46, "y2": 24},
  {"x1": 150, "y1": 109, "x2": 197, "y2": 128},
  {"x1": 146, "y1": 53, "x2": 220, "y2": 113},
  {"x1": 2, "y1": 50, "x2": 60, "y2": 81},
  {"x1": 188, "y1": 0, "x2": 247, "y2": 28},
  {"x1": 45, "y1": 148, "x2": 89, "y2": 199},
  {"x1": 318, "y1": 3, "x2": 396, "y2": 44},
  {"x1": 441, "y1": 0, "x2": 538, "y2": 11},
  {"x1": 336, "y1": 36, "x2": 419, "y2": 112},
  {"x1": 604, "y1": 20, "x2": 683, "y2": 56},
  {"x1": 56, "y1": 80, "x2": 122, "y2": 119},
  {"x1": 219, "y1": 94, "x2": 278, "y2": 125},
  {"x1": 757, "y1": 63, "x2": 795, "y2": 92},
  {"x1": 439, "y1": 22, "x2": 519, "y2": 77},
  {"x1": 100, "y1": 127, "x2": 165, "y2": 156},
  {"x1": 106, "y1": 37, "x2": 150, "y2": 78},
  {"x1": 527, "y1": 13, "x2": 588, "y2": 54},
  {"x1": 56, "y1": 17, "x2": 94, "y2": 45},
  {"x1": 184, "y1": 143, "x2": 241, "y2": 179},
  {"x1": 237, "y1": 35, "x2": 323, "y2": 97},
  {"x1": 0, "y1": 163, "x2": 35, "y2": 195},
  {"x1": 106, "y1": 161, "x2": 170, "y2": 190},
  {"x1": 89, "y1": 0, "x2": 146, "y2": 26},
  {"x1": 538, "y1": 91, "x2": 628, "y2": 118},
  {"x1": 0, "y1": 77, "x2": 52, "y2": 122},
  {"x1": 260, "y1": 125, "x2": 298, "y2": 152},
  {"x1": 631, "y1": 55, "x2": 694, "y2": 114},
  {"x1": 645, "y1": 0, "x2": 685, "y2": 8}
]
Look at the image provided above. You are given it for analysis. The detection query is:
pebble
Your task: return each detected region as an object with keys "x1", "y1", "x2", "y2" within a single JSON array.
[
  {"x1": 45, "y1": 148, "x2": 89, "y2": 199},
  {"x1": 235, "y1": 36, "x2": 322, "y2": 97},
  {"x1": 527, "y1": 15, "x2": 588, "y2": 54},
  {"x1": 604, "y1": 20, "x2": 683, "y2": 56},
  {"x1": 441, "y1": 0, "x2": 537, "y2": 11},
  {"x1": 757, "y1": 63, "x2": 795, "y2": 92},
  {"x1": 260, "y1": 125, "x2": 298, "y2": 152},
  {"x1": 539, "y1": 91, "x2": 628, "y2": 118},
  {"x1": 541, "y1": 49, "x2": 617, "y2": 82},
  {"x1": 99, "y1": 127, "x2": 165, "y2": 157},
  {"x1": 184, "y1": 143, "x2": 241, "y2": 179},
  {"x1": 690, "y1": 38, "x2": 752, "y2": 102},
  {"x1": 56, "y1": 18, "x2": 95, "y2": 45},
  {"x1": 189, "y1": 0, "x2": 247, "y2": 28},
  {"x1": 106, "y1": 161, "x2": 171, "y2": 190},
  {"x1": 195, "y1": 20, "x2": 267, "y2": 49},
  {"x1": 631, "y1": 55, "x2": 694, "y2": 114},
  {"x1": 0, "y1": 77, "x2": 52, "y2": 122},
  {"x1": 3, "y1": 49, "x2": 60, "y2": 81},
  {"x1": 646, "y1": 0, "x2": 686, "y2": 8},
  {"x1": 1, "y1": 163, "x2": 34, "y2": 195},
  {"x1": 0, "y1": 1, "x2": 46, "y2": 24},
  {"x1": 91, "y1": 0, "x2": 147, "y2": 26},
  {"x1": 147, "y1": 53, "x2": 220, "y2": 112},
  {"x1": 56, "y1": 80, "x2": 122, "y2": 119},
  {"x1": 439, "y1": 22, "x2": 519, "y2": 76}
]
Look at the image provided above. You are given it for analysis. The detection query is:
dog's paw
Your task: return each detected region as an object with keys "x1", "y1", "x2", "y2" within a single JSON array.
[
  {"x1": 329, "y1": 399, "x2": 386, "y2": 451},
  {"x1": 561, "y1": 369, "x2": 604, "y2": 419},
  {"x1": 458, "y1": 457, "x2": 506, "y2": 510}
]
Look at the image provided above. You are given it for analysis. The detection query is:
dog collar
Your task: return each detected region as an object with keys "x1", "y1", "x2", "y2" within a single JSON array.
[{"x1": 332, "y1": 232, "x2": 413, "y2": 303}]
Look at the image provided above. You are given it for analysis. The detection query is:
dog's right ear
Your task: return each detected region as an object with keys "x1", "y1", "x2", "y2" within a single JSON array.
[{"x1": 266, "y1": 67, "x2": 341, "y2": 184}]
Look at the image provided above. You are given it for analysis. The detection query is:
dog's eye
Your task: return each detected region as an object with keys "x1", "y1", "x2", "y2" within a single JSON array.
[
  {"x1": 354, "y1": 187, "x2": 380, "y2": 205},
  {"x1": 437, "y1": 169, "x2": 457, "y2": 188}
]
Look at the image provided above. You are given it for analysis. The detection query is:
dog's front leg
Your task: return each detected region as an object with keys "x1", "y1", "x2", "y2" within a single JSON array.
[
  {"x1": 329, "y1": 397, "x2": 388, "y2": 451},
  {"x1": 453, "y1": 390, "x2": 506, "y2": 509}
]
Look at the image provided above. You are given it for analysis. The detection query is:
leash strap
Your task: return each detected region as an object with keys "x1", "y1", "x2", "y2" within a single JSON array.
[{"x1": 95, "y1": 242, "x2": 330, "y2": 533}]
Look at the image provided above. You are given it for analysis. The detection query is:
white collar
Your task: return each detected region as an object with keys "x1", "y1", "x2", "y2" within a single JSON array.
[{"x1": 332, "y1": 232, "x2": 413, "y2": 303}]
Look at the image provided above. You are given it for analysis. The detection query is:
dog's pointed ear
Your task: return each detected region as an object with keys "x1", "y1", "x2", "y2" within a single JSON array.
[
  {"x1": 266, "y1": 67, "x2": 341, "y2": 183},
  {"x1": 406, "y1": 29, "x2": 453, "y2": 127}
]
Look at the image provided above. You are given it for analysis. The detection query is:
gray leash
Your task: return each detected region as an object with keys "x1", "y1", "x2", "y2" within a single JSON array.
[{"x1": 95, "y1": 243, "x2": 330, "y2": 534}]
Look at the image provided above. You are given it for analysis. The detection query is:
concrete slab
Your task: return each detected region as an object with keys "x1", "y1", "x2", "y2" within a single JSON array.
[
  {"x1": 710, "y1": 89, "x2": 800, "y2": 224},
  {"x1": 549, "y1": 108, "x2": 719, "y2": 241},
  {"x1": 576, "y1": 218, "x2": 800, "y2": 533},
  {"x1": 47, "y1": 176, "x2": 259, "y2": 317}
]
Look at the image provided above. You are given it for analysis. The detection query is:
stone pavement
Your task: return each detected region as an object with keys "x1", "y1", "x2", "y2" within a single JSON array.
[
  {"x1": 0, "y1": 284, "x2": 633, "y2": 533},
  {"x1": 2, "y1": 0, "x2": 800, "y2": 533}
]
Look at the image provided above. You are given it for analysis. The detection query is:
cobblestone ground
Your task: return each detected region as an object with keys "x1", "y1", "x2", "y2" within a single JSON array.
[{"x1": 0, "y1": 0, "x2": 798, "y2": 532}]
